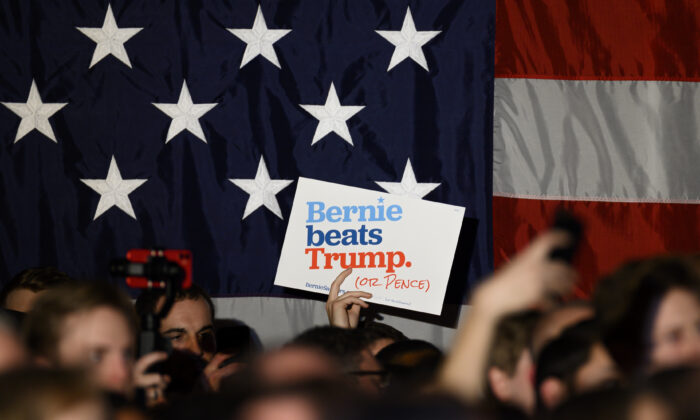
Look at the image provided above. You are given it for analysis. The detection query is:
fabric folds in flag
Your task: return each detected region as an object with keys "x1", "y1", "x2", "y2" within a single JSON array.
[
  {"x1": 0, "y1": 1, "x2": 494, "y2": 302},
  {"x1": 494, "y1": 0, "x2": 700, "y2": 295}
]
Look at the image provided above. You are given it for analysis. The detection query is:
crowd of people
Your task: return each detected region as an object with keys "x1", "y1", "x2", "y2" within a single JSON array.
[{"x1": 1, "y1": 229, "x2": 700, "y2": 419}]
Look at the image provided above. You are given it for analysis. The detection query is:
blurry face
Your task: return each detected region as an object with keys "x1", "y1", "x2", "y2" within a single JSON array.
[
  {"x1": 4, "y1": 288, "x2": 43, "y2": 312},
  {"x1": 650, "y1": 288, "x2": 700, "y2": 371},
  {"x1": 56, "y1": 307, "x2": 135, "y2": 394},
  {"x1": 628, "y1": 394, "x2": 674, "y2": 420},
  {"x1": 353, "y1": 349, "x2": 384, "y2": 394},
  {"x1": 0, "y1": 328, "x2": 26, "y2": 372},
  {"x1": 257, "y1": 347, "x2": 341, "y2": 386},
  {"x1": 240, "y1": 396, "x2": 320, "y2": 420},
  {"x1": 50, "y1": 401, "x2": 107, "y2": 420},
  {"x1": 159, "y1": 298, "x2": 215, "y2": 362}
]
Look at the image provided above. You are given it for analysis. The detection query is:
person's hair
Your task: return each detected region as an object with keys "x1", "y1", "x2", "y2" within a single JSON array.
[
  {"x1": 24, "y1": 281, "x2": 137, "y2": 361},
  {"x1": 0, "y1": 267, "x2": 72, "y2": 306},
  {"x1": 343, "y1": 393, "x2": 472, "y2": 420},
  {"x1": 230, "y1": 380, "x2": 357, "y2": 420},
  {"x1": 375, "y1": 339, "x2": 443, "y2": 391},
  {"x1": 0, "y1": 367, "x2": 105, "y2": 419},
  {"x1": 150, "y1": 392, "x2": 243, "y2": 420},
  {"x1": 214, "y1": 319, "x2": 263, "y2": 360},
  {"x1": 593, "y1": 255, "x2": 700, "y2": 376},
  {"x1": 535, "y1": 320, "x2": 602, "y2": 404},
  {"x1": 489, "y1": 310, "x2": 540, "y2": 375},
  {"x1": 134, "y1": 283, "x2": 215, "y2": 320},
  {"x1": 290, "y1": 326, "x2": 368, "y2": 371},
  {"x1": 643, "y1": 367, "x2": 700, "y2": 419},
  {"x1": 0, "y1": 308, "x2": 22, "y2": 332},
  {"x1": 530, "y1": 300, "x2": 592, "y2": 357},
  {"x1": 359, "y1": 321, "x2": 408, "y2": 344},
  {"x1": 548, "y1": 387, "x2": 633, "y2": 420}
]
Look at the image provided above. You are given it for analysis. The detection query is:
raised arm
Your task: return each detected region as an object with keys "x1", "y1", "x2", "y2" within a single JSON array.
[{"x1": 438, "y1": 231, "x2": 576, "y2": 402}]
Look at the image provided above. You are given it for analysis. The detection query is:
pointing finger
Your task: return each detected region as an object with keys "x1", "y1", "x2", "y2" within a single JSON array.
[{"x1": 329, "y1": 268, "x2": 353, "y2": 300}]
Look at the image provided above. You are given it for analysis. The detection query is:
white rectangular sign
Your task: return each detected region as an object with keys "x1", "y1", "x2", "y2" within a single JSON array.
[{"x1": 274, "y1": 177, "x2": 465, "y2": 315}]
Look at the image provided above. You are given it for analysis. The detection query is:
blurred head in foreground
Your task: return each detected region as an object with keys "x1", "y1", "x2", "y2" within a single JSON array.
[
  {"x1": 0, "y1": 312, "x2": 26, "y2": 372},
  {"x1": 220, "y1": 345, "x2": 351, "y2": 419},
  {"x1": 486, "y1": 311, "x2": 540, "y2": 415},
  {"x1": 0, "y1": 367, "x2": 107, "y2": 420},
  {"x1": 340, "y1": 394, "x2": 472, "y2": 420},
  {"x1": 233, "y1": 381, "x2": 353, "y2": 420},
  {"x1": 376, "y1": 339, "x2": 443, "y2": 393},
  {"x1": 550, "y1": 386, "x2": 673, "y2": 420},
  {"x1": 536, "y1": 320, "x2": 621, "y2": 411},
  {"x1": 24, "y1": 281, "x2": 138, "y2": 395},
  {"x1": 246, "y1": 345, "x2": 343, "y2": 387},
  {"x1": 1, "y1": 267, "x2": 72, "y2": 313},
  {"x1": 552, "y1": 368, "x2": 700, "y2": 420},
  {"x1": 595, "y1": 255, "x2": 700, "y2": 376},
  {"x1": 291, "y1": 326, "x2": 384, "y2": 394},
  {"x1": 531, "y1": 301, "x2": 594, "y2": 358}
]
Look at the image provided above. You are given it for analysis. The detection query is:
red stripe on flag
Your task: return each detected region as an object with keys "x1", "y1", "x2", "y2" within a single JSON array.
[
  {"x1": 493, "y1": 196, "x2": 700, "y2": 297},
  {"x1": 495, "y1": 0, "x2": 700, "y2": 81}
]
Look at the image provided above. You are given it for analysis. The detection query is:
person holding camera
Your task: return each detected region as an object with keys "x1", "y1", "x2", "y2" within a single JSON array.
[{"x1": 135, "y1": 284, "x2": 241, "y2": 394}]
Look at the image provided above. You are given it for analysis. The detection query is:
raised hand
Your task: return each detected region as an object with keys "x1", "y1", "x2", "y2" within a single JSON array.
[
  {"x1": 325, "y1": 268, "x2": 373, "y2": 329},
  {"x1": 439, "y1": 230, "x2": 577, "y2": 402},
  {"x1": 133, "y1": 351, "x2": 169, "y2": 406},
  {"x1": 472, "y1": 231, "x2": 576, "y2": 316}
]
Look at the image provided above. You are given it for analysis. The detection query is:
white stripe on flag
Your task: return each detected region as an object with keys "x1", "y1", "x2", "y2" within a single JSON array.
[
  {"x1": 493, "y1": 78, "x2": 700, "y2": 202},
  {"x1": 212, "y1": 297, "x2": 461, "y2": 349}
]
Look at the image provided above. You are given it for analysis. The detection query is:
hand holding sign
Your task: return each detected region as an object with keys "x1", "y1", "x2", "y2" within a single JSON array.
[
  {"x1": 275, "y1": 178, "x2": 465, "y2": 315},
  {"x1": 325, "y1": 268, "x2": 372, "y2": 329}
]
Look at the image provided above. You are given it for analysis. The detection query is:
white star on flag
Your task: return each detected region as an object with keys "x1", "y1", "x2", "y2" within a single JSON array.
[
  {"x1": 152, "y1": 81, "x2": 218, "y2": 143},
  {"x1": 300, "y1": 83, "x2": 365, "y2": 146},
  {"x1": 1, "y1": 79, "x2": 67, "y2": 143},
  {"x1": 230, "y1": 157, "x2": 293, "y2": 220},
  {"x1": 76, "y1": 3, "x2": 143, "y2": 68},
  {"x1": 375, "y1": 159, "x2": 441, "y2": 199},
  {"x1": 376, "y1": 7, "x2": 441, "y2": 71},
  {"x1": 80, "y1": 156, "x2": 147, "y2": 220},
  {"x1": 227, "y1": 5, "x2": 291, "y2": 69}
]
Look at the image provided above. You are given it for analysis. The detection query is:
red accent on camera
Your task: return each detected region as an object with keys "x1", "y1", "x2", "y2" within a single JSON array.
[{"x1": 125, "y1": 249, "x2": 193, "y2": 289}]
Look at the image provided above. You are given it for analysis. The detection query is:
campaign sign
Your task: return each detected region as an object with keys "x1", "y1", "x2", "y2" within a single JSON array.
[{"x1": 274, "y1": 177, "x2": 465, "y2": 315}]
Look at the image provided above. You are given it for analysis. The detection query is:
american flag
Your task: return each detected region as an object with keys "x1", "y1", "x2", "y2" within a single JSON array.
[
  {"x1": 0, "y1": 0, "x2": 493, "y2": 302},
  {"x1": 493, "y1": 0, "x2": 700, "y2": 296}
]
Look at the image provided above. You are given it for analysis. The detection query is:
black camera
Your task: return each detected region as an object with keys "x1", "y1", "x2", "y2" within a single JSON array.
[
  {"x1": 110, "y1": 249, "x2": 191, "y2": 357},
  {"x1": 549, "y1": 209, "x2": 583, "y2": 264}
]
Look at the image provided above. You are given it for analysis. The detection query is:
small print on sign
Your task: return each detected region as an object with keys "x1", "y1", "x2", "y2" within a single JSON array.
[{"x1": 274, "y1": 177, "x2": 465, "y2": 315}]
